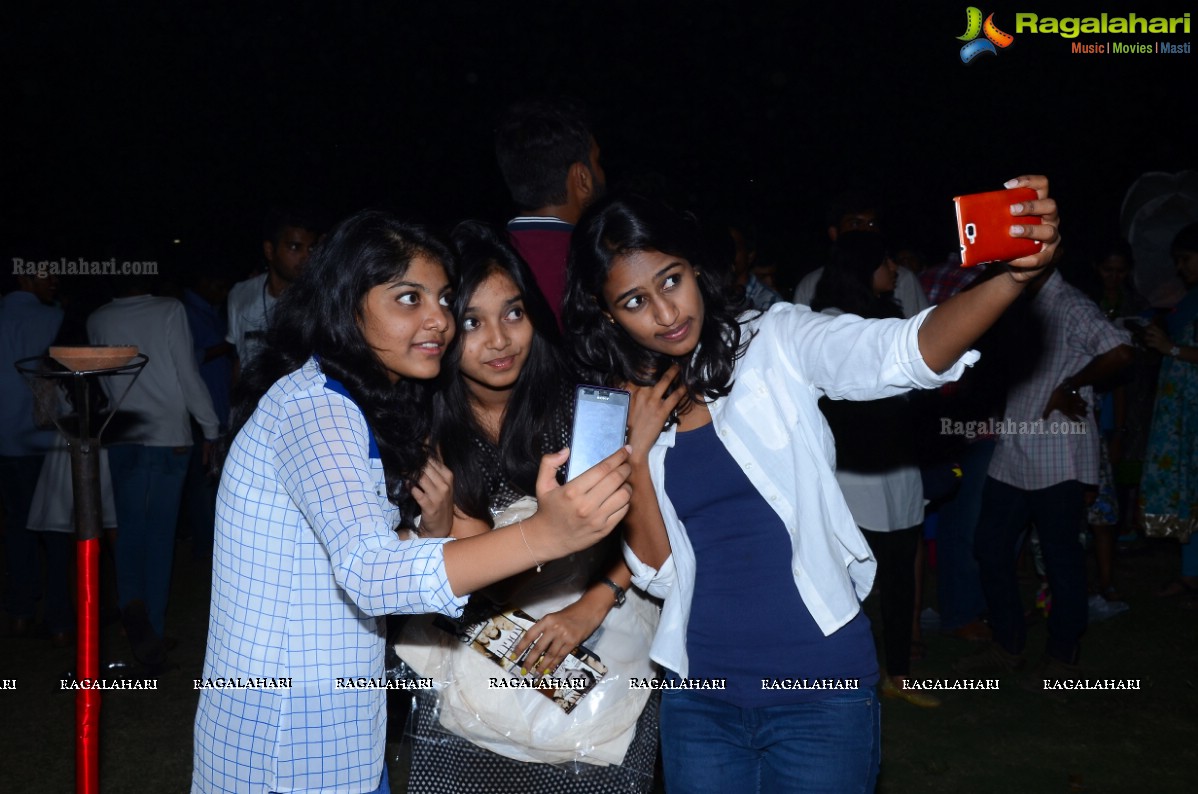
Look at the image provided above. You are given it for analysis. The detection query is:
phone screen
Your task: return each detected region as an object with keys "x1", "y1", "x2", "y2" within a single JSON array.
[{"x1": 566, "y1": 386, "x2": 630, "y2": 482}]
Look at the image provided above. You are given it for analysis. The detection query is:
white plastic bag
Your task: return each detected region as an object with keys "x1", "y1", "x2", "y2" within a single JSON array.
[{"x1": 394, "y1": 496, "x2": 660, "y2": 766}]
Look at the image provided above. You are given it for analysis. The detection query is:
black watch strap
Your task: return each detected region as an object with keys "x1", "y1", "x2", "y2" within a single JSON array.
[{"x1": 599, "y1": 576, "x2": 626, "y2": 607}]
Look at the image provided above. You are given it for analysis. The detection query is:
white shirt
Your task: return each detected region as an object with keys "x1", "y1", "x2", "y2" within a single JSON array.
[
  {"x1": 225, "y1": 272, "x2": 275, "y2": 364},
  {"x1": 794, "y1": 265, "x2": 931, "y2": 319},
  {"x1": 87, "y1": 295, "x2": 220, "y2": 445},
  {"x1": 834, "y1": 468, "x2": 924, "y2": 532},
  {"x1": 623, "y1": 304, "x2": 976, "y2": 679}
]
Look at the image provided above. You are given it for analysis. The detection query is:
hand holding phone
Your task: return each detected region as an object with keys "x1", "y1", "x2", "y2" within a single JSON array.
[
  {"x1": 512, "y1": 386, "x2": 633, "y2": 568},
  {"x1": 530, "y1": 446, "x2": 632, "y2": 561},
  {"x1": 954, "y1": 186, "x2": 1042, "y2": 268}
]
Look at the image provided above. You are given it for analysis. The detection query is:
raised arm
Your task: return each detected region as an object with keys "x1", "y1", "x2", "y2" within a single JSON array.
[
  {"x1": 442, "y1": 446, "x2": 632, "y2": 596},
  {"x1": 918, "y1": 175, "x2": 1061, "y2": 373},
  {"x1": 278, "y1": 393, "x2": 632, "y2": 609}
]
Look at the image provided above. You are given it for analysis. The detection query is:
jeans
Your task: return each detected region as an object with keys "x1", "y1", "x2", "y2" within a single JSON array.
[
  {"x1": 659, "y1": 688, "x2": 880, "y2": 794},
  {"x1": 107, "y1": 444, "x2": 191, "y2": 636},
  {"x1": 935, "y1": 440, "x2": 993, "y2": 630},
  {"x1": 975, "y1": 477, "x2": 1087, "y2": 663}
]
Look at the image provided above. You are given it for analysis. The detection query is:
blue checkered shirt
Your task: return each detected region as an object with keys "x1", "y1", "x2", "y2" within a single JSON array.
[{"x1": 193, "y1": 358, "x2": 466, "y2": 793}]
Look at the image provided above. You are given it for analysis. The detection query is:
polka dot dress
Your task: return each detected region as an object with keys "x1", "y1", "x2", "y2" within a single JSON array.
[
  {"x1": 406, "y1": 690, "x2": 659, "y2": 794},
  {"x1": 471, "y1": 384, "x2": 573, "y2": 513}
]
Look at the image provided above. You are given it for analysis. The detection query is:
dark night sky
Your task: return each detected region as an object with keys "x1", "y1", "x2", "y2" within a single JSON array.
[{"x1": 4, "y1": 1, "x2": 1193, "y2": 281}]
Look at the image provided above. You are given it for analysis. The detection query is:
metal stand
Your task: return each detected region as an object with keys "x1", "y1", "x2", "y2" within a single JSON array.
[{"x1": 15, "y1": 354, "x2": 147, "y2": 794}]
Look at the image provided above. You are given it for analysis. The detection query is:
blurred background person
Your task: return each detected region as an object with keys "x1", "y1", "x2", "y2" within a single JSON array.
[
  {"x1": 1142, "y1": 222, "x2": 1198, "y2": 600},
  {"x1": 0, "y1": 271, "x2": 65, "y2": 640}
]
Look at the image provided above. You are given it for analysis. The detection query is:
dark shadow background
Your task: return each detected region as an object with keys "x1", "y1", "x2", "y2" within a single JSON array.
[
  {"x1": 2, "y1": 3, "x2": 1196, "y2": 792},
  {"x1": 3, "y1": 1, "x2": 1192, "y2": 284}
]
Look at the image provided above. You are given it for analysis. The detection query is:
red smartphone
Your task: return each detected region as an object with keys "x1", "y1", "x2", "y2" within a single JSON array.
[{"x1": 953, "y1": 187, "x2": 1042, "y2": 268}]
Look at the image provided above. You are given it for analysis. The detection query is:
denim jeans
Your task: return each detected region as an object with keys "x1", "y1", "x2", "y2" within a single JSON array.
[
  {"x1": 975, "y1": 477, "x2": 1087, "y2": 663},
  {"x1": 659, "y1": 687, "x2": 880, "y2": 793},
  {"x1": 107, "y1": 444, "x2": 191, "y2": 636},
  {"x1": 935, "y1": 439, "x2": 994, "y2": 630}
]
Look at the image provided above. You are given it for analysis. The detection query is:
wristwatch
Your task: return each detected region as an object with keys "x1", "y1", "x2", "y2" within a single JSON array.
[
  {"x1": 599, "y1": 577, "x2": 626, "y2": 607},
  {"x1": 1170, "y1": 345, "x2": 1182, "y2": 358}
]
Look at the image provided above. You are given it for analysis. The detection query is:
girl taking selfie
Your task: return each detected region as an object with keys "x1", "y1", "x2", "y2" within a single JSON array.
[{"x1": 563, "y1": 178, "x2": 1059, "y2": 792}]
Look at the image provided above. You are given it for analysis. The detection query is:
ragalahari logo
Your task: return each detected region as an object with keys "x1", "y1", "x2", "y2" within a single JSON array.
[{"x1": 958, "y1": 7, "x2": 1015, "y2": 63}]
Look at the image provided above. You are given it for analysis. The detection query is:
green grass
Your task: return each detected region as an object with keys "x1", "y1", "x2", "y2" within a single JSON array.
[{"x1": 2, "y1": 537, "x2": 1195, "y2": 793}]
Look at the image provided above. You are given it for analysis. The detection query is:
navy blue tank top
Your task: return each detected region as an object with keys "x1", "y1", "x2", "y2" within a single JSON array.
[{"x1": 664, "y1": 421, "x2": 879, "y2": 706}]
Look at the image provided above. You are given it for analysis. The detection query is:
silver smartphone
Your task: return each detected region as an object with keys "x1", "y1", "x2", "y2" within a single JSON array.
[{"x1": 565, "y1": 385, "x2": 631, "y2": 482}]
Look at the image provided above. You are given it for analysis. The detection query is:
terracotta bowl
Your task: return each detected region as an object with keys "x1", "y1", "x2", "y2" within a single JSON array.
[{"x1": 49, "y1": 345, "x2": 139, "y2": 372}]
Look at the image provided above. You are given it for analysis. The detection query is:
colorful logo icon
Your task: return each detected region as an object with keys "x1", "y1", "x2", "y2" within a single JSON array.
[{"x1": 958, "y1": 7, "x2": 1015, "y2": 63}]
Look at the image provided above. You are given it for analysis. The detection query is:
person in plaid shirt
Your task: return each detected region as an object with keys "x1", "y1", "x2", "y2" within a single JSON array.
[
  {"x1": 919, "y1": 252, "x2": 982, "y2": 306},
  {"x1": 959, "y1": 253, "x2": 1133, "y2": 683}
]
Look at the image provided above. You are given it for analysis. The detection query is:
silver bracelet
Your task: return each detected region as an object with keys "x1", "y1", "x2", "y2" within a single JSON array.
[{"x1": 518, "y1": 519, "x2": 543, "y2": 573}]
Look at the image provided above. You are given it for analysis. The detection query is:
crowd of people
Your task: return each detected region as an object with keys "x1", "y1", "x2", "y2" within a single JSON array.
[{"x1": 2, "y1": 97, "x2": 1196, "y2": 793}]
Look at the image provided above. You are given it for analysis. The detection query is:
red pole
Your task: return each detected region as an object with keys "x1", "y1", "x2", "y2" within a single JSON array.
[
  {"x1": 69, "y1": 436, "x2": 104, "y2": 794},
  {"x1": 76, "y1": 536, "x2": 101, "y2": 794}
]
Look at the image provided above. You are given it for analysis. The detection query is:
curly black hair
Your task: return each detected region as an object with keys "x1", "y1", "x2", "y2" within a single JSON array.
[
  {"x1": 228, "y1": 209, "x2": 455, "y2": 524},
  {"x1": 563, "y1": 194, "x2": 752, "y2": 404}
]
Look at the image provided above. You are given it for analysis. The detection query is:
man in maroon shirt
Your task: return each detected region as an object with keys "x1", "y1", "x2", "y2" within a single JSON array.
[{"x1": 495, "y1": 98, "x2": 606, "y2": 325}]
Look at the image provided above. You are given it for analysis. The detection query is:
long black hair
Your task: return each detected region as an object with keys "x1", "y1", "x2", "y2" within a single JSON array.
[
  {"x1": 228, "y1": 209, "x2": 454, "y2": 519},
  {"x1": 563, "y1": 194, "x2": 750, "y2": 403},
  {"x1": 434, "y1": 220, "x2": 572, "y2": 524},
  {"x1": 809, "y1": 231, "x2": 902, "y2": 320},
  {"x1": 811, "y1": 233, "x2": 912, "y2": 471}
]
